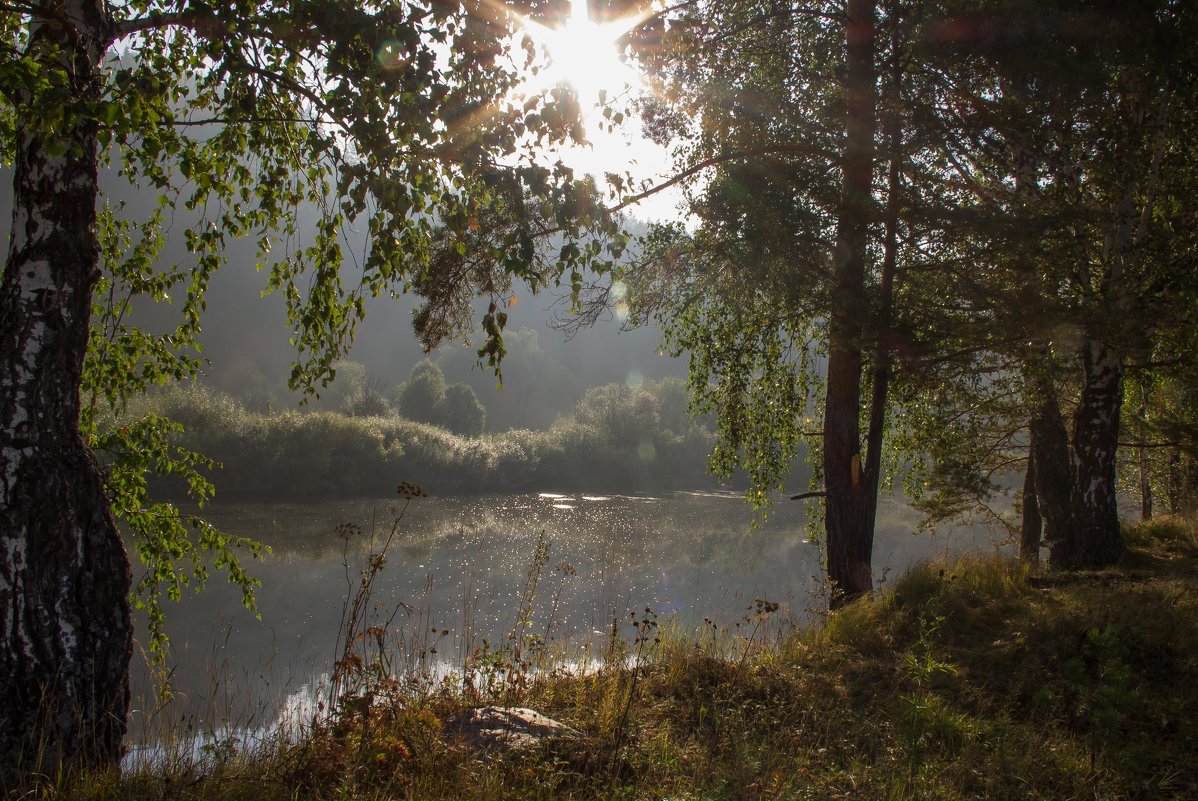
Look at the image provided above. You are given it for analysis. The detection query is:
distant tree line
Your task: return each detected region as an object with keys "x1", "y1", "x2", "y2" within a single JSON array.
[{"x1": 111, "y1": 375, "x2": 768, "y2": 499}]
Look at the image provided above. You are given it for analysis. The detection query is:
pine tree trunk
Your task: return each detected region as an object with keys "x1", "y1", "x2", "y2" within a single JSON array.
[
  {"x1": 1020, "y1": 440, "x2": 1041, "y2": 564},
  {"x1": 823, "y1": 0, "x2": 876, "y2": 608},
  {"x1": 1137, "y1": 381, "x2": 1152, "y2": 520},
  {"x1": 1183, "y1": 457, "x2": 1198, "y2": 516},
  {"x1": 1067, "y1": 340, "x2": 1126, "y2": 567},
  {"x1": 1030, "y1": 388, "x2": 1075, "y2": 567},
  {"x1": 1167, "y1": 448, "x2": 1182, "y2": 514},
  {"x1": 0, "y1": 4, "x2": 130, "y2": 781}
]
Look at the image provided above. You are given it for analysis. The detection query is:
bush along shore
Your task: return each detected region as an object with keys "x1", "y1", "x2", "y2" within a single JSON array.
[
  {"x1": 17, "y1": 515, "x2": 1198, "y2": 800},
  {"x1": 104, "y1": 382, "x2": 750, "y2": 500}
]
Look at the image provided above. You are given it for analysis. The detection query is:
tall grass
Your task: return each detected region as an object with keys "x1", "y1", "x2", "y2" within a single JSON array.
[{"x1": 20, "y1": 513, "x2": 1198, "y2": 800}]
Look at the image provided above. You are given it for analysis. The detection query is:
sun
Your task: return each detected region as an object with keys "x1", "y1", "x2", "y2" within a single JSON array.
[
  {"x1": 519, "y1": 0, "x2": 650, "y2": 118},
  {"x1": 511, "y1": 1, "x2": 684, "y2": 220}
]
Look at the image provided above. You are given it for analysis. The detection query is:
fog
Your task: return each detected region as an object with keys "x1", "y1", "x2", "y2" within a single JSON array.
[{"x1": 0, "y1": 163, "x2": 695, "y2": 434}]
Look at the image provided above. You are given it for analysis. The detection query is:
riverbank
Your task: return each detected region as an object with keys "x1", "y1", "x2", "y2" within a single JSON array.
[
  {"x1": 26, "y1": 517, "x2": 1198, "y2": 800},
  {"x1": 119, "y1": 382, "x2": 745, "y2": 500}
]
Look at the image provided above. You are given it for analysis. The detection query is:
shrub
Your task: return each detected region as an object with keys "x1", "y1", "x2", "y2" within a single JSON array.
[
  {"x1": 343, "y1": 386, "x2": 392, "y2": 418},
  {"x1": 442, "y1": 383, "x2": 486, "y2": 437},
  {"x1": 394, "y1": 360, "x2": 448, "y2": 426}
]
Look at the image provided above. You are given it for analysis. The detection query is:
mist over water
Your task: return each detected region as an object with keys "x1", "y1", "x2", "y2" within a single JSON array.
[{"x1": 127, "y1": 491, "x2": 1005, "y2": 750}]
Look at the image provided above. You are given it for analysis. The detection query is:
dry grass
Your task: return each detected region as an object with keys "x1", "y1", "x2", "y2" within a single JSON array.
[{"x1": 13, "y1": 517, "x2": 1198, "y2": 800}]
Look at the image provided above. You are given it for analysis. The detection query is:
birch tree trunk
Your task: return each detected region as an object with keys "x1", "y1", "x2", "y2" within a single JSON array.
[
  {"x1": 1067, "y1": 339, "x2": 1126, "y2": 567},
  {"x1": 0, "y1": 2, "x2": 131, "y2": 780}
]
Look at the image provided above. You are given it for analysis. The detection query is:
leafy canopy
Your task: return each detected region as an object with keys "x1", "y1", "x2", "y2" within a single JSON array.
[{"x1": 3, "y1": 0, "x2": 626, "y2": 659}]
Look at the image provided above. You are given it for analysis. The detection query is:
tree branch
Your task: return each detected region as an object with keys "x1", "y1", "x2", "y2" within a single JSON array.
[
  {"x1": 0, "y1": 1, "x2": 43, "y2": 15},
  {"x1": 705, "y1": 5, "x2": 845, "y2": 48},
  {"x1": 611, "y1": 144, "x2": 838, "y2": 215},
  {"x1": 1117, "y1": 440, "x2": 1184, "y2": 449},
  {"x1": 112, "y1": 10, "x2": 214, "y2": 40}
]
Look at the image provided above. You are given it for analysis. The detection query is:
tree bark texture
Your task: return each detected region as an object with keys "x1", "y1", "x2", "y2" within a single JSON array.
[
  {"x1": 1066, "y1": 339, "x2": 1126, "y2": 567},
  {"x1": 0, "y1": 3, "x2": 131, "y2": 782},
  {"x1": 861, "y1": 5, "x2": 901, "y2": 557},
  {"x1": 1137, "y1": 380, "x2": 1152, "y2": 520},
  {"x1": 822, "y1": 0, "x2": 876, "y2": 608},
  {"x1": 1168, "y1": 448, "x2": 1181, "y2": 514},
  {"x1": 1183, "y1": 457, "x2": 1198, "y2": 516},
  {"x1": 1030, "y1": 386, "x2": 1075, "y2": 567},
  {"x1": 1020, "y1": 439, "x2": 1041, "y2": 564}
]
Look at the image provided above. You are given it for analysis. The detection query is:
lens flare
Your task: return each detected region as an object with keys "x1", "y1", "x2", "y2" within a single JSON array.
[
  {"x1": 518, "y1": 0, "x2": 650, "y2": 117},
  {"x1": 375, "y1": 40, "x2": 409, "y2": 71}
]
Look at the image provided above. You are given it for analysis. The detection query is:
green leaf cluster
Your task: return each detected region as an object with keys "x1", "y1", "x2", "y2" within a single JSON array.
[{"x1": 1, "y1": 0, "x2": 636, "y2": 662}]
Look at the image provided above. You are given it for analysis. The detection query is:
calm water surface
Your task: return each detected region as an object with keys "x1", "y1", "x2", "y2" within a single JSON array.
[{"x1": 127, "y1": 491, "x2": 1003, "y2": 748}]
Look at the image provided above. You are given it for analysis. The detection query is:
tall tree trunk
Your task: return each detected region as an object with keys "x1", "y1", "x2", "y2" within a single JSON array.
[
  {"x1": 1066, "y1": 340, "x2": 1125, "y2": 567},
  {"x1": 1020, "y1": 435, "x2": 1041, "y2": 564},
  {"x1": 1008, "y1": 94, "x2": 1048, "y2": 568},
  {"x1": 823, "y1": 0, "x2": 876, "y2": 607},
  {"x1": 1030, "y1": 384, "x2": 1075, "y2": 566},
  {"x1": 0, "y1": 3, "x2": 130, "y2": 782},
  {"x1": 1183, "y1": 456, "x2": 1198, "y2": 516},
  {"x1": 1167, "y1": 448, "x2": 1182, "y2": 515},
  {"x1": 1137, "y1": 379, "x2": 1152, "y2": 520}
]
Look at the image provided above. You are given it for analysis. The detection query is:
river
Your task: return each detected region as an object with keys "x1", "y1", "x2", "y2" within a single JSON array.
[{"x1": 126, "y1": 490, "x2": 1004, "y2": 752}]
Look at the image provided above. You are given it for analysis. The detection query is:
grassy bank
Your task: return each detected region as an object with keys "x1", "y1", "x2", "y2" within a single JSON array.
[
  {"x1": 114, "y1": 383, "x2": 735, "y2": 499},
  {"x1": 22, "y1": 517, "x2": 1198, "y2": 800}
]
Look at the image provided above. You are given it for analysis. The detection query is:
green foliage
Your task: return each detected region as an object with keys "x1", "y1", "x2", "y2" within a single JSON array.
[
  {"x1": 84, "y1": 208, "x2": 269, "y2": 665},
  {"x1": 1122, "y1": 515, "x2": 1198, "y2": 564},
  {"x1": 623, "y1": 0, "x2": 1198, "y2": 577},
  {"x1": 342, "y1": 385, "x2": 392, "y2": 418},
  {"x1": 632, "y1": 222, "x2": 823, "y2": 510},
  {"x1": 892, "y1": 0, "x2": 1198, "y2": 541},
  {"x1": 0, "y1": 0, "x2": 653, "y2": 699},
  {"x1": 325, "y1": 361, "x2": 393, "y2": 418},
  {"x1": 94, "y1": 413, "x2": 267, "y2": 665},
  {"x1": 5, "y1": 0, "x2": 635, "y2": 676},
  {"x1": 547, "y1": 377, "x2": 728, "y2": 492},
  {"x1": 124, "y1": 380, "x2": 728, "y2": 498},
  {"x1": 904, "y1": 614, "x2": 958, "y2": 690},
  {"x1": 622, "y1": 1, "x2": 846, "y2": 514},
  {"x1": 1061, "y1": 626, "x2": 1137, "y2": 765},
  {"x1": 311, "y1": 360, "x2": 368, "y2": 412},
  {"x1": 571, "y1": 383, "x2": 661, "y2": 449},
  {"x1": 1119, "y1": 371, "x2": 1198, "y2": 516},
  {"x1": 392, "y1": 360, "x2": 486, "y2": 435},
  {"x1": 442, "y1": 383, "x2": 486, "y2": 437},
  {"x1": 77, "y1": 1, "x2": 621, "y2": 395},
  {"x1": 887, "y1": 361, "x2": 1029, "y2": 534},
  {"x1": 394, "y1": 360, "x2": 450, "y2": 427}
]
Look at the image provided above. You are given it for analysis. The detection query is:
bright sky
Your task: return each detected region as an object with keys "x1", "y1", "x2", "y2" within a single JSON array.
[{"x1": 517, "y1": 0, "x2": 685, "y2": 223}]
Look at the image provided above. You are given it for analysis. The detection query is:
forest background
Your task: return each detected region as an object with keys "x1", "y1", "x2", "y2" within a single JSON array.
[{"x1": 3, "y1": 0, "x2": 1198, "y2": 790}]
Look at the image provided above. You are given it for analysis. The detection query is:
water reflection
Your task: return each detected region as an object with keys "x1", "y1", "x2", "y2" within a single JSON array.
[{"x1": 127, "y1": 491, "x2": 1002, "y2": 749}]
